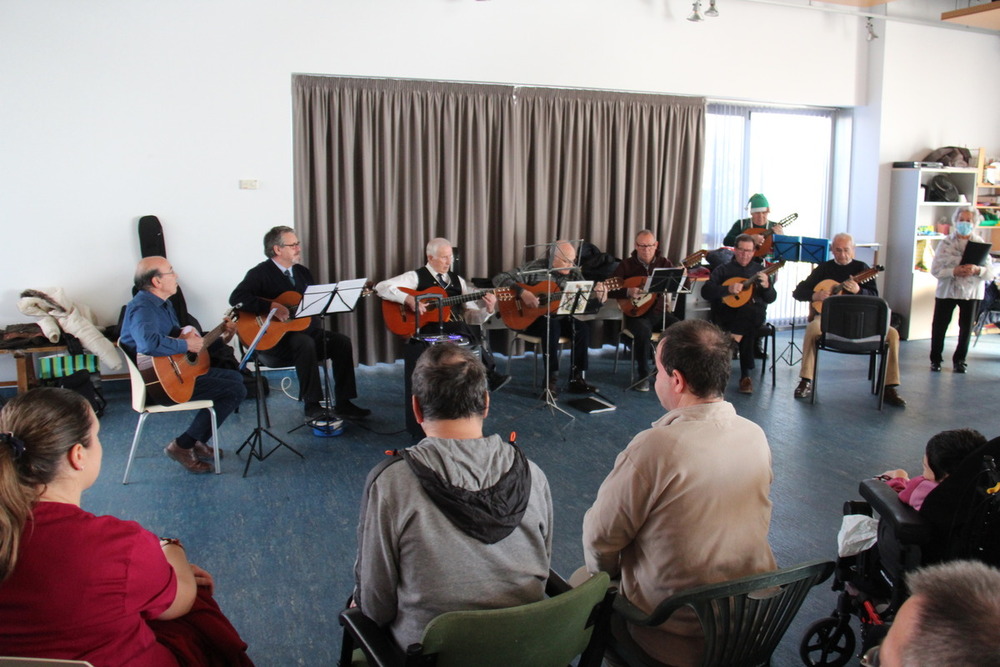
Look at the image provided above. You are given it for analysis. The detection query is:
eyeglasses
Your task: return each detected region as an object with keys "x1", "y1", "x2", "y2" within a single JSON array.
[
  {"x1": 281, "y1": 242, "x2": 301, "y2": 248},
  {"x1": 157, "y1": 271, "x2": 176, "y2": 277},
  {"x1": 860, "y1": 645, "x2": 881, "y2": 666},
  {"x1": 734, "y1": 247, "x2": 755, "y2": 254},
  {"x1": 636, "y1": 243, "x2": 657, "y2": 249}
]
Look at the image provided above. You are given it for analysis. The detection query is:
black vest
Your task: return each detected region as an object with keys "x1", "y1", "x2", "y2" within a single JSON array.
[{"x1": 415, "y1": 267, "x2": 463, "y2": 318}]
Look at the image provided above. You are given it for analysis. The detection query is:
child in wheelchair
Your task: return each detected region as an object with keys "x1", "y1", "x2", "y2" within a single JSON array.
[{"x1": 800, "y1": 430, "x2": 1000, "y2": 667}]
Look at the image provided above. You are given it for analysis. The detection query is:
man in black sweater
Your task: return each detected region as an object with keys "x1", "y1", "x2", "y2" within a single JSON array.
[
  {"x1": 791, "y1": 233, "x2": 905, "y2": 407},
  {"x1": 230, "y1": 226, "x2": 371, "y2": 422}
]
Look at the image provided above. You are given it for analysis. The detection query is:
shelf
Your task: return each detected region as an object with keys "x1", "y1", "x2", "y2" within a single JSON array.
[
  {"x1": 919, "y1": 201, "x2": 968, "y2": 207},
  {"x1": 942, "y1": 3, "x2": 1000, "y2": 30}
]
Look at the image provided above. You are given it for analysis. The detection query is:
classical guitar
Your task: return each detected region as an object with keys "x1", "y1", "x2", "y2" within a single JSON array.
[
  {"x1": 809, "y1": 265, "x2": 885, "y2": 320},
  {"x1": 496, "y1": 277, "x2": 622, "y2": 331},
  {"x1": 382, "y1": 286, "x2": 495, "y2": 337},
  {"x1": 721, "y1": 260, "x2": 786, "y2": 309},
  {"x1": 752, "y1": 212, "x2": 798, "y2": 258},
  {"x1": 235, "y1": 291, "x2": 310, "y2": 351},
  {"x1": 139, "y1": 307, "x2": 237, "y2": 406},
  {"x1": 617, "y1": 251, "x2": 708, "y2": 317}
]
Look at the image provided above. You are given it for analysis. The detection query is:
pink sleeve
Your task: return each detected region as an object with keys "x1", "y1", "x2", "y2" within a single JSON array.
[
  {"x1": 125, "y1": 527, "x2": 179, "y2": 620},
  {"x1": 899, "y1": 476, "x2": 938, "y2": 511}
]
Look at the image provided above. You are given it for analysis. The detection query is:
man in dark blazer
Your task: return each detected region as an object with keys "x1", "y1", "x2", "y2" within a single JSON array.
[{"x1": 230, "y1": 226, "x2": 370, "y2": 422}]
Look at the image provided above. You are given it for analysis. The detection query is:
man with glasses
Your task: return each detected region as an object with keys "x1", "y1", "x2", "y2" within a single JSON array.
[
  {"x1": 120, "y1": 256, "x2": 246, "y2": 473},
  {"x1": 702, "y1": 234, "x2": 776, "y2": 394},
  {"x1": 609, "y1": 230, "x2": 680, "y2": 391},
  {"x1": 230, "y1": 226, "x2": 370, "y2": 423},
  {"x1": 791, "y1": 233, "x2": 906, "y2": 408},
  {"x1": 862, "y1": 560, "x2": 1000, "y2": 666}
]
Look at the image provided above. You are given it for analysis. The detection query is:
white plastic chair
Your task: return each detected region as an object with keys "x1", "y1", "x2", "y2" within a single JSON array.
[{"x1": 121, "y1": 352, "x2": 220, "y2": 484}]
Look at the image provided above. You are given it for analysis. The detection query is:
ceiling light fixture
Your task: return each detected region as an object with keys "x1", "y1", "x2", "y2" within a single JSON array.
[
  {"x1": 688, "y1": 1, "x2": 704, "y2": 22},
  {"x1": 705, "y1": 0, "x2": 720, "y2": 18}
]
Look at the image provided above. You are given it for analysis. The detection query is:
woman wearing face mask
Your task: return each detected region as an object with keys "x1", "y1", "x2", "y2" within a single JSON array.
[{"x1": 929, "y1": 206, "x2": 996, "y2": 373}]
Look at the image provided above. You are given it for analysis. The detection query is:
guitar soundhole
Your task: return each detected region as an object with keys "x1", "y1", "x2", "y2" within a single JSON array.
[{"x1": 186, "y1": 352, "x2": 198, "y2": 364}]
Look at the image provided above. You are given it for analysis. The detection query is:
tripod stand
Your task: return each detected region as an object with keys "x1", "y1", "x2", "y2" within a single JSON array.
[{"x1": 236, "y1": 313, "x2": 303, "y2": 476}]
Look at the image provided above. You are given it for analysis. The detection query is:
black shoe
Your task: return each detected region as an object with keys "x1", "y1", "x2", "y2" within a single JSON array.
[
  {"x1": 488, "y1": 372, "x2": 511, "y2": 393},
  {"x1": 546, "y1": 374, "x2": 559, "y2": 398},
  {"x1": 954, "y1": 361, "x2": 968, "y2": 374},
  {"x1": 930, "y1": 362, "x2": 941, "y2": 372},
  {"x1": 884, "y1": 386, "x2": 907, "y2": 408},
  {"x1": 334, "y1": 400, "x2": 372, "y2": 419},
  {"x1": 304, "y1": 402, "x2": 326, "y2": 419},
  {"x1": 568, "y1": 376, "x2": 597, "y2": 394},
  {"x1": 754, "y1": 343, "x2": 768, "y2": 360},
  {"x1": 793, "y1": 379, "x2": 813, "y2": 399}
]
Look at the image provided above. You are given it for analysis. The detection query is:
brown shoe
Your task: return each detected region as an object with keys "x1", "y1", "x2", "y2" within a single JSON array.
[
  {"x1": 884, "y1": 386, "x2": 906, "y2": 408},
  {"x1": 164, "y1": 440, "x2": 212, "y2": 474},
  {"x1": 794, "y1": 378, "x2": 813, "y2": 399},
  {"x1": 192, "y1": 441, "x2": 223, "y2": 462},
  {"x1": 738, "y1": 376, "x2": 753, "y2": 394}
]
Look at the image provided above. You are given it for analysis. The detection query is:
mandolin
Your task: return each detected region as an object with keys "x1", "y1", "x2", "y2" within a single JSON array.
[
  {"x1": 139, "y1": 307, "x2": 237, "y2": 405},
  {"x1": 809, "y1": 265, "x2": 885, "y2": 320},
  {"x1": 721, "y1": 261, "x2": 786, "y2": 309},
  {"x1": 752, "y1": 213, "x2": 798, "y2": 258},
  {"x1": 496, "y1": 278, "x2": 621, "y2": 330},
  {"x1": 382, "y1": 286, "x2": 495, "y2": 337}
]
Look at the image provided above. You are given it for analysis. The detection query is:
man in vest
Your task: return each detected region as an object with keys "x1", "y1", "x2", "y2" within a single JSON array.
[{"x1": 375, "y1": 237, "x2": 510, "y2": 392}]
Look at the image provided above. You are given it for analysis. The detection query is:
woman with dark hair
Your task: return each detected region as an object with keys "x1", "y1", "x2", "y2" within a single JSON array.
[{"x1": 0, "y1": 387, "x2": 252, "y2": 665}]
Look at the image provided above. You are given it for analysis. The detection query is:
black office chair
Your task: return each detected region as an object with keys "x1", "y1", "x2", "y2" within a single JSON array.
[{"x1": 811, "y1": 295, "x2": 890, "y2": 411}]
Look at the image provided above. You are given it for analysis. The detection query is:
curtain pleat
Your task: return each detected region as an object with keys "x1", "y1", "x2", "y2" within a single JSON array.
[{"x1": 293, "y1": 75, "x2": 705, "y2": 365}]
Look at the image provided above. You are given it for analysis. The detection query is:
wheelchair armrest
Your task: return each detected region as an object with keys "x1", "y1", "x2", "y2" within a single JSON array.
[
  {"x1": 339, "y1": 607, "x2": 406, "y2": 666},
  {"x1": 858, "y1": 478, "x2": 932, "y2": 544}
]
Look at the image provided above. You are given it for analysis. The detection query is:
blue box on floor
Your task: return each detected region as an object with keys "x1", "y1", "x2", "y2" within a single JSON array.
[
  {"x1": 801, "y1": 237, "x2": 830, "y2": 263},
  {"x1": 772, "y1": 235, "x2": 802, "y2": 262}
]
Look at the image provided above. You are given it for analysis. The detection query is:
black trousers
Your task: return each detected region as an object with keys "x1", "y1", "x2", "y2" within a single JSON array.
[
  {"x1": 714, "y1": 306, "x2": 765, "y2": 376},
  {"x1": 626, "y1": 310, "x2": 680, "y2": 375},
  {"x1": 259, "y1": 327, "x2": 357, "y2": 405},
  {"x1": 524, "y1": 315, "x2": 589, "y2": 375},
  {"x1": 930, "y1": 297, "x2": 978, "y2": 365}
]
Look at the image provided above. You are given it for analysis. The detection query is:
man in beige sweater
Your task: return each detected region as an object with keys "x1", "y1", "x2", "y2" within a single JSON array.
[{"x1": 582, "y1": 319, "x2": 776, "y2": 666}]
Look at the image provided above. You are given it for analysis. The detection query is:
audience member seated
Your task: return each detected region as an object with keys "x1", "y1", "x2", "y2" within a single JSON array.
[
  {"x1": 878, "y1": 428, "x2": 987, "y2": 511},
  {"x1": 0, "y1": 387, "x2": 253, "y2": 665},
  {"x1": 579, "y1": 319, "x2": 775, "y2": 666},
  {"x1": 352, "y1": 343, "x2": 552, "y2": 649},
  {"x1": 867, "y1": 560, "x2": 1000, "y2": 667}
]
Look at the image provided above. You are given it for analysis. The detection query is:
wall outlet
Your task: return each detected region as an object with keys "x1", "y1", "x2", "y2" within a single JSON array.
[{"x1": 239, "y1": 179, "x2": 259, "y2": 190}]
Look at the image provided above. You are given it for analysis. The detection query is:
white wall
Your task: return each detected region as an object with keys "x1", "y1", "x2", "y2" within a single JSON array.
[{"x1": 0, "y1": 0, "x2": 993, "y2": 382}]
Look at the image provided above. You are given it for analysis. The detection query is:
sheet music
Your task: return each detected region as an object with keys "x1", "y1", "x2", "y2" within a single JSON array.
[
  {"x1": 328, "y1": 277, "x2": 368, "y2": 313},
  {"x1": 297, "y1": 278, "x2": 368, "y2": 317},
  {"x1": 557, "y1": 280, "x2": 594, "y2": 315}
]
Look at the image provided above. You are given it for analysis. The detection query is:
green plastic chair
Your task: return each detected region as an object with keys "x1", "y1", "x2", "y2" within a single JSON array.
[
  {"x1": 339, "y1": 570, "x2": 614, "y2": 667},
  {"x1": 607, "y1": 559, "x2": 835, "y2": 667}
]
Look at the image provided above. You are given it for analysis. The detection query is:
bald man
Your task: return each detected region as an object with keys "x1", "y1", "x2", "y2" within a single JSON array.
[{"x1": 120, "y1": 256, "x2": 246, "y2": 474}]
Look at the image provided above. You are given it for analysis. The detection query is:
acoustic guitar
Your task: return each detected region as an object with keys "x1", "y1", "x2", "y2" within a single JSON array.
[
  {"x1": 496, "y1": 277, "x2": 621, "y2": 331},
  {"x1": 139, "y1": 307, "x2": 237, "y2": 406},
  {"x1": 721, "y1": 261, "x2": 786, "y2": 309},
  {"x1": 809, "y1": 265, "x2": 885, "y2": 320},
  {"x1": 617, "y1": 251, "x2": 708, "y2": 318},
  {"x1": 382, "y1": 286, "x2": 495, "y2": 337},
  {"x1": 752, "y1": 212, "x2": 798, "y2": 258},
  {"x1": 235, "y1": 291, "x2": 311, "y2": 351}
]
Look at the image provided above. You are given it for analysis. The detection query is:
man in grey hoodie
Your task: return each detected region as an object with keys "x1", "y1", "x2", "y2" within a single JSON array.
[{"x1": 353, "y1": 343, "x2": 553, "y2": 650}]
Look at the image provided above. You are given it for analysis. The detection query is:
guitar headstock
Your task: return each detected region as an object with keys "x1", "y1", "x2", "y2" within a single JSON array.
[{"x1": 682, "y1": 249, "x2": 709, "y2": 268}]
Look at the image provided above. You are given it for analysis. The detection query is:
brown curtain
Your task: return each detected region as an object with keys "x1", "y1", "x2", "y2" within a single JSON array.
[{"x1": 293, "y1": 75, "x2": 705, "y2": 365}]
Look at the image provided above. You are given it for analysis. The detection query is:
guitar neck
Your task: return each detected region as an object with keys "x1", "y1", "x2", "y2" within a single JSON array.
[{"x1": 434, "y1": 289, "x2": 493, "y2": 309}]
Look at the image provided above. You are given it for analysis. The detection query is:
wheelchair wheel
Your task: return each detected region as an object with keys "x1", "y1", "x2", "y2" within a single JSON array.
[{"x1": 799, "y1": 616, "x2": 855, "y2": 667}]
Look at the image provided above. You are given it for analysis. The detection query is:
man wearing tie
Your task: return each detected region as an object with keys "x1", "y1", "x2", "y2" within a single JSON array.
[
  {"x1": 375, "y1": 237, "x2": 510, "y2": 392},
  {"x1": 230, "y1": 226, "x2": 370, "y2": 422}
]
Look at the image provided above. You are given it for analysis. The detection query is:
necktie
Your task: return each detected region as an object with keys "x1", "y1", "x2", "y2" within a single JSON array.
[
  {"x1": 284, "y1": 269, "x2": 294, "y2": 285},
  {"x1": 437, "y1": 273, "x2": 448, "y2": 288}
]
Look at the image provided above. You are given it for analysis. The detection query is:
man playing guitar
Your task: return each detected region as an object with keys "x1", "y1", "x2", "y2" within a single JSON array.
[
  {"x1": 374, "y1": 237, "x2": 510, "y2": 392},
  {"x1": 120, "y1": 256, "x2": 246, "y2": 474},
  {"x1": 229, "y1": 226, "x2": 371, "y2": 422},
  {"x1": 791, "y1": 233, "x2": 906, "y2": 407},
  {"x1": 722, "y1": 193, "x2": 787, "y2": 254},
  {"x1": 492, "y1": 240, "x2": 607, "y2": 396},
  {"x1": 701, "y1": 234, "x2": 777, "y2": 395},
  {"x1": 608, "y1": 230, "x2": 680, "y2": 392}
]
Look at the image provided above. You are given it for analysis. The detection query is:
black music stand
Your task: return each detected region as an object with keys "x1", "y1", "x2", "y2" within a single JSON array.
[
  {"x1": 236, "y1": 310, "x2": 304, "y2": 477},
  {"x1": 772, "y1": 235, "x2": 805, "y2": 367},
  {"x1": 623, "y1": 267, "x2": 689, "y2": 392}
]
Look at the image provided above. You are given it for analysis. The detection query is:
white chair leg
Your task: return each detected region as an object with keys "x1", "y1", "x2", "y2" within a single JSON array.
[
  {"x1": 123, "y1": 412, "x2": 149, "y2": 485},
  {"x1": 209, "y1": 407, "x2": 220, "y2": 474}
]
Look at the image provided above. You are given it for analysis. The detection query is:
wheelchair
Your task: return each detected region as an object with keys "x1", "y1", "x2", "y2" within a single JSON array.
[{"x1": 799, "y1": 436, "x2": 1000, "y2": 667}]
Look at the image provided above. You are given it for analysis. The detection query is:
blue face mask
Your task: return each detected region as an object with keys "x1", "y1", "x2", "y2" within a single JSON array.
[{"x1": 956, "y1": 221, "x2": 974, "y2": 236}]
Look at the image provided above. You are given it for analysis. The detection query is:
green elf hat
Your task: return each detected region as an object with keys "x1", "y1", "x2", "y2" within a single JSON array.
[{"x1": 747, "y1": 193, "x2": 769, "y2": 213}]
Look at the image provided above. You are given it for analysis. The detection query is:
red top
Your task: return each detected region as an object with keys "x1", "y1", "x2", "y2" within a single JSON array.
[{"x1": 0, "y1": 502, "x2": 178, "y2": 666}]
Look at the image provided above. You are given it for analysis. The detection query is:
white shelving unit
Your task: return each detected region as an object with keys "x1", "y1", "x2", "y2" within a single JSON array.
[{"x1": 885, "y1": 167, "x2": 979, "y2": 340}]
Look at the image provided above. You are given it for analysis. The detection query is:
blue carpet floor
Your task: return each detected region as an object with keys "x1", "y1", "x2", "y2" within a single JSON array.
[{"x1": 12, "y1": 329, "x2": 1000, "y2": 666}]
